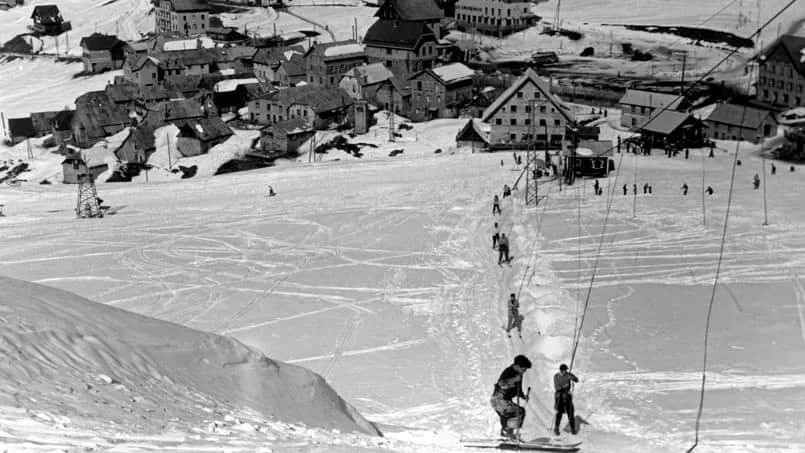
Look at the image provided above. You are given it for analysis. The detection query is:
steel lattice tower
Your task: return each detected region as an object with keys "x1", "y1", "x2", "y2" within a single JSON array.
[
  {"x1": 76, "y1": 172, "x2": 103, "y2": 219},
  {"x1": 525, "y1": 101, "x2": 539, "y2": 206}
]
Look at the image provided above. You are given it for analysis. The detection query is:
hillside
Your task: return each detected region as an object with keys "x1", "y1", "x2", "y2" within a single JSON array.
[{"x1": 0, "y1": 276, "x2": 382, "y2": 451}]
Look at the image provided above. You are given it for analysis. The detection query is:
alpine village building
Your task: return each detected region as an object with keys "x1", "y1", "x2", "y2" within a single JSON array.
[
  {"x1": 756, "y1": 34, "x2": 805, "y2": 109},
  {"x1": 454, "y1": 0, "x2": 538, "y2": 36},
  {"x1": 304, "y1": 40, "x2": 367, "y2": 88},
  {"x1": 363, "y1": 0, "x2": 443, "y2": 81},
  {"x1": 156, "y1": 0, "x2": 210, "y2": 36},
  {"x1": 80, "y1": 33, "x2": 128, "y2": 73},
  {"x1": 408, "y1": 62, "x2": 474, "y2": 121},
  {"x1": 618, "y1": 89, "x2": 683, "y2": 130},
  {"x1": 478, "y1": 68, "x2": 574, "y2": 149}
]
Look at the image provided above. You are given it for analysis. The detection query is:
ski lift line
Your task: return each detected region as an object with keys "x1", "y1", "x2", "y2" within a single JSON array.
[
  {"x1": 567, "y1": 0, "x2": 797, "y2": 372},
  {"x1": 568, "y1": 145, "x2": 626, "y2": 371},
  {"x1": 685, "y1": 82, "x2": 753, "y2": 453},
  {"x1": 516, "y1": 182, "x2": 555, "y2": 302}
]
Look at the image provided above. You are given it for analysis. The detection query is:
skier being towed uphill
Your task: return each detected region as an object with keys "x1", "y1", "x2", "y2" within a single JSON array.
[{"x1": 490, "y1": 355, "x2": 532, "y2": 440}]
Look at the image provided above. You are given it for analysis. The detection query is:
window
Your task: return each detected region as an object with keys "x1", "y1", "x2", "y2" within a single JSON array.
[
  {"x1": 539, "y1": 105, "x2": 546, "y2": 113},
  {"x1": 510, "y1": 118, "x2": 516, "y2": 125},
  {"x1": 303, "y1": 110, "x2": 308, "y2": 117},
  {"x1": 797, "y1": 97, "x2": 802, "y2": 105},
  {"x1": 524, "y1": 118, "x2": 531, "y2": 125},
  {"x1": 510, "y1": 105, "x2": 517, "y2": 113},
  {"x1": 509, "y1": 134, "x2": 516, "y2": 141},
  {"x1": 495, "y1": 118, "x2": 502, "y2": 125},
  {"x1": 554, "y1": 119, "x2": 561, "y2": 126},
  {"x1": 417, "y1": 81, "x2": 422, "y2": 90},
  {"x1": 517, "y1": 92, "x2": 523, "y2": 98},
  {"x1": 387, "y1": 48, "x2": 392, "y2": 55},
  {"x1": 539, "y1": 119, "x2": 546, "y2": 126},
  {"x1": 525, "y1": 105, "x2": 531, "y2": 113},
  {"x1": 784, "y1": 94, "x2": 789, "y2": 104}
]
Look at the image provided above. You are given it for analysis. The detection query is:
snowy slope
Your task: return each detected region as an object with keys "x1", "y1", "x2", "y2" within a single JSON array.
[{"x1": 0, "y1": 275, "x2": 384, "y2": 451}]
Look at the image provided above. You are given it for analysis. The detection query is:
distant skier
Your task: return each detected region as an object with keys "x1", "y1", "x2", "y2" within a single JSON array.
[
  {"x1": 505, "y1": 293, "x2": 523, "y2": 338},
  {"x1": 553, "y1": 364, "x2": 579, "y2": 436},
  {"x1": 632, "y1": 183, "x2": 637, "y2": 195},
  {"x1": 685, "y1": 148, "x2": 689, "y2": 159},
  {"x1": 706, "y1": 186, "x2": 714, "y2": 196},
  {"x1": 268, "y1": 185, "x2": 276, "y2": 197},
  {"x1": 771, "y1": 163, "x2": 777, "y2": 175},
  {"x1": 622, "y1": 184, "x2": 628, "y2": 196},
  {"x1": 498, "y1": 233, "x2": 510, "y2": 265},
  {"x1": 492, "y1": 222, "x2": 500, "y2": 249},
  {"x1": 593, "y1": 179, "x2": 599, "y2": 195},
  {"x1": 681, "y1": 183, "x2": 688, "y2": 196},
  {"x1": 493, "y1": 195, "x2": 502, "y2": 215},
  {"x1": 503, "y1": 184, "x2": 512, "y2": 198},
  {"x1": 648, "y1": 184, "x2": 653, "y2": 195},
  {"x1": 753, "y1": 174, "x2": 760, "y2": 189},
  {"x1": 642, "y1": 183, "x2": 648, "y2": 194},
  {"x1": 709, "y1": 146, "x2": 715, "y2": 158},
  {"x1": 791, "y1": 165, "x2": 796, "y2": 172},
  {"x1": 491, "y1": 355, "x2": 532, "y2": 440}
]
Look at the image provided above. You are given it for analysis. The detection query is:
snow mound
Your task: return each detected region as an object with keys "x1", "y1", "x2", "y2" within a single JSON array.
[{"x1": 0, "y1": 276, "x2": 381, "y2": 445}]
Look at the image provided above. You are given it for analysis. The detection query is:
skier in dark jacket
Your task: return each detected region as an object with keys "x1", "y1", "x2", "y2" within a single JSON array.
[
  {"x1": 498, "y1": 233, "x2": 510, "y2": 265},
  {"x1": 493, "y1": 195, "x2": 502, "y2": 215},
  {"x1": 505, "y1": 293, "x2": 523, "y2": 338},
  {"x1": 553, "y1": 364, "x2": 579, "y2": 435},
  {"x1": 491, "y1": 355, "x2": 532, "y2": 439}
]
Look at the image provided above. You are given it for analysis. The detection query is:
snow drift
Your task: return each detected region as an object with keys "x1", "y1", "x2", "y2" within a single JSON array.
[{"x1": 0, "y1": 276, "x2": 380, "y2": 437}]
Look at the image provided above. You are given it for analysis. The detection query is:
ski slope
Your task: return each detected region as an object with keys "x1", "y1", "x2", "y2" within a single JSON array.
[{"x1": 3, "y1": 108, "x2": 805, "y2": 451}]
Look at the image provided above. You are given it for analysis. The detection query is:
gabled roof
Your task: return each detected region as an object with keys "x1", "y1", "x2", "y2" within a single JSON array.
[
  {"x1": 376, "y1": 0, "x2": 443, "y2": 21},
  {"x1": 262, "y1": 118, "x2": 313, "y2": 134},
  {"x1": 284, "y1": 53, "x2": 306, "y2": 77},
  {"x1": 75, "y1": 91, "x2": 131, "y2": 127},
  {"x1": 167, "y1": 0, "x2": 209, "y2": 12},
  {"x1": 481, "y1": 68, "x2": 574, "y2": 123},
  {"x1": 758, "y1": 34, "x2": 805, "y2": 76},
  {"x1": 346, "y1": 62, "x2": 394, "y2": 86},
  {"x1": 430, "y1": 63, "x2": 474, "y2": 84},
  {"x1": 456, "y1": 118, "x2": 490, "y2": 144},
  {"x1": 619, "y1": 89, "x2": 682, "y2": 110},
  {"x1": 177, "y1": 117, "x2": 233, "y2": 142},
  {"x1": 106, "y1": 82, "x2": 140, "y2": 103},
  {"x1": 705, "y1": 103, "x2": 775, "y2": 129},
  {"x1": 573, "y1": 139, "x2": 614, "y2": 157},
  {"x1": 80, "y1": 33, "x2": 125, "y2": 51},
  {"x1": 272, "y1": 85, "x2": 354, "y2": 113},
  {"x1": 305, "y1": 40, "x2": 365, "y2": 61},
  {"x1": 7, "y1": 117, "x2": 35, "y2": 138},
  {"x1": 363, "y1": 19, "x2": 435, "y2": 50},
  {"x1": 146, "y1": 99, "x2": 204, "y2": 124},
  {"x1": 31, "y1": 5, "x2": 60, "y2": 20},
  {"x1": 639, "y1": 110, "x2": 696, "y2": 135}
]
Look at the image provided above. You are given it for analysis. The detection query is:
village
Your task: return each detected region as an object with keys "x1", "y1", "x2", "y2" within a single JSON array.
[{"x1": 0, "y1": 0, "x2": 803, "y2": 214}]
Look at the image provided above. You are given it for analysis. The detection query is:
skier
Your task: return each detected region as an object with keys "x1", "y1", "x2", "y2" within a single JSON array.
[
  {"x1": 685, "y1": 148, "x2": 689, "y2": 159},
  {"x1": 648, "y1": 184, "x2": 653, "y2": 195},
  {"x1": 493, "y1": 195, "x2": 501, "y2": 215},
  {"x1": 593, "y1": 179, "x2": 599, "y2": 195},
  {"x1": 709, "y1": 146, "x2": 715, "y2": 158},
  {"x1": 753, "y1": 174, "x2": 760, "y2": 189},
  {"x1": 681, "y1": 183, "x2": 688, "y2": 196},
  {"x1": 498, "y1": 233, "x2": 510, "y2": 265},
  {"x1": 505, "y1": 293, "x2": 523, "y2": 338},
  {"x1": 491, "y1": 355, "x2": 532, "y2": 440},
  {"x1": 791, "y1": 165, "x2": 796, "y2": 172},
  {"x1": 622, "y1": 184, "x2": 628, "y2": 196},
  {"x1": 632, "y1": 183, "x2": 637, "y2": 195},
  {"x1": 642, "y1": 183, "x2": 648, "y2": 194},
  {"x1": 553, "y1": 364, "x2": 579, "y2": 436},
  {"x1": 268, "y1": 185, "x2": 276, "y2": 197},
  {"x1": 492, "y1": 222, "x2": 500, "y2": 250},
  {"x1": 771, "y1": 163, "x2": 777, "y2": 175},
  {"x1": 503, "y1": 184, "x2": 512, "y2": 198},
  {"x1": 706, "y1": 186, "x2": 714, "y2": 196}
]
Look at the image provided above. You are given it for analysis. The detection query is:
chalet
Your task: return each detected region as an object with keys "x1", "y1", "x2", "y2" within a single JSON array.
[
  {"x1": 30, "y1": 4, "x2": 68, "y2": 35},
  {"x1": 363, "y1": 19, "x2": 440, "y2": 81},
  {"x1": 72, "y1": 91, "x2": 132, "y2": 147},
  {"x1": 374, "y1": 77, "x2": 410, "y2": 114},
  {"x1": 304, "y1": 41, "x2": 367, "y2": 88},
  {"x1": 124, "y1": 55, "x2": 163, "y2": 86},
  {"x1": 258, "y1": 118, "x2": 316, "y2": 158},
  {"x1": 212, "y1": 77, "x2": 262, "y2": 113},
  {"x1": 142, "y1": 98, "x2": 205, "y2": 129},
  {"x1": 455, "y1": 0, "x2": 538, "y2": 36},
  {"x1": 62, "y1": 153, "x2": 108, "y2": 184},
  {"x1": 639, "y1": 110, "x2": 704, "y2": 150},
  {"x1": 116, "y1": 126, "x2": 156, "y2": 164},
  {"x1": 156, "y1": 0, "x2": 210, "y2": 36},
  {"x1": 253, "y1": 47, "x2": 304, "y2": 86},
  {"x1": 106, "y1": 82, "x2": 140, "y2": 109},
  {"x1": 123, "y1": 48, "x2": 234, "y2": 87},
  {"x1": 703, "y1": 103, "x2": 777, "y2": 143},
  {"x1": 619, "y1": 89, "x2": 682, "y2": 130},
  {"x1": 80, "y1": 33, "x2": 128, "y2": 73},
  {"x1": 339, "y1": 62, "x2": 395, "y2": 101},
  {"x1": 6, "y1": 117, "x2": 35, "y2": 145},
  {"x1": 756, "y1": 34, "x2": 805, "y2": 108},
  {"x1": 408, "y1": 62, "x2": 474, "y2": 121},
  {"x1": 248, "y1": 85, "x2": 354, "y2": 129},
  {"x1": 175, "y1": 117, "x2": 233, "y2": 156},
  {"x1": 455, "y1": 117, "x2": 491, "y2": 150},
  {"x1": 480, "y1": 68, "x2": 574, "y2": 149},
  {"x1": 51, "y1": 110, "x2": 75, "y2": 145}
]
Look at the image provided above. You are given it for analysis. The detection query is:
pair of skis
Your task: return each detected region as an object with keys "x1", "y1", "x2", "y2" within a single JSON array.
[{"x1": 462, "y1": 437, "x2": 582, "y2": 451}]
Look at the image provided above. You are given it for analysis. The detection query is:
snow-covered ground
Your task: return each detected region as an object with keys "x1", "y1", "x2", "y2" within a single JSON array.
[{"x1": 2, "y1": 106, "x2": 804, "y2": 451}]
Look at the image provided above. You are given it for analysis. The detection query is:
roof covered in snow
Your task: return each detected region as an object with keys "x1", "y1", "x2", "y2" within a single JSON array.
[
  {"x1": 430, "y1": 63, "x2": 474, "y2": 84},
  {"x1": 162, "y1": 37, "x2": 215, "y2": 52},
  {"x1": 639, "y1": 110, "x2": 697, "y2": 135},
  {"x1": 214, "y1": 78, "x2": 260, "y2": 93},
  {"x1": 619, "y1": 89, "x2": 682, "y2": 110},
  {"x1": 346, "y1": 63, "x2": 394, "y2": 86},
  {"x1": 261, "y1": 118, "x2": 314, "y2": 135},
  {"x1": 323, "y1": 43, "x2": 365, "y2": 58},
  {"x1": 363, "y1": 20, "x2": 435, "y2": 50},
  {"x1": 705, "y1": 103, "x2": 775, "y2": 129},
  {"x1": 375, "y1": 0, "x2": 443, "y2": 22},
  {"x1": 167, "y1": 0, "x2": 210, "y2": 12},
  {"x1": 306, "y1": 40, "x2": 365, "y2": 61},
  {"x1": 177, "y1": 117, "x2": 233, "y2": 142}
]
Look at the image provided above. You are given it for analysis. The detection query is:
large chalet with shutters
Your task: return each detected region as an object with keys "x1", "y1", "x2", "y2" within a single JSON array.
[
  {"x1": 756, "y1": 34, "x2": 805, "y2": 109},
  {"x1": 363, "y1": 0, "x2": 444, "y2": 80},
  {"x1": 304, "y1": 40, "x2": 367, "y2": 88},
  {"x1": 156, "y1": 0, "x2": 210, "y2": 36},
  {"x1": 478, "y1": 68, "x2": 574, "y2": 149}
]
